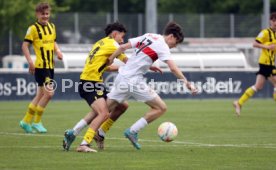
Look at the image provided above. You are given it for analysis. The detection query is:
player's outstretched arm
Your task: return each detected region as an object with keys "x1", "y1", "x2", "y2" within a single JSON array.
[
  {"x1": 165, "y1": 59, "x2": 197, "y2": 95},
  {"x1": 108, "y1": 42, "x2": 132, "y2": 65}
]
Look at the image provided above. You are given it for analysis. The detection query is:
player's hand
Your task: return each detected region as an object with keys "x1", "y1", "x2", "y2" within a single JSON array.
[
  {"x1": 149, "y1": 66, "x2": 163, "y2": 74},
  {"x1": 186, "y1": 82, "x2": 198, "y2": 95},
  {"x1": 266, "y1": 44, "x2": 276, "y2": 50},
  {"x1": 28, "y1": 62, "x2": 35, "y2": 75},
  {"x1": 56, "y1": 50, "x2": 63, "y2": 60}
]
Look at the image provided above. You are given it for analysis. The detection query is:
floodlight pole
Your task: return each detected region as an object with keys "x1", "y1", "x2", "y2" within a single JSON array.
[
  {"x1": 113, "y1": 0, "x2": 118, "y2": 22},
  {"x1": 263, "y1": 0, "x2": 270, "y2": 28},
  {"x1": 146, "y1": 0, "x2": 157, "y2": 33}
]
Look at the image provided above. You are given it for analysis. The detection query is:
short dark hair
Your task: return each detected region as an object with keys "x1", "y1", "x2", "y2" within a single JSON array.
[
  {"x1": 104, "y1": 22, "x2": 127, "y2": 36},
  {"x1": 163, "y1": 21, "x2": 184, "y2": 44},
  {"x1": 270, "y1": 12, "x2": 276, "y2": 20},
  {"x1": 35, "y1": 2, "x2": 51, "y2": 13}
]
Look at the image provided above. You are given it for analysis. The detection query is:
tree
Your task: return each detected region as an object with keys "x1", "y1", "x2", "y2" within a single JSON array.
[{"x1": 0, "y1": 0, "x2": 67, "y2": 38}]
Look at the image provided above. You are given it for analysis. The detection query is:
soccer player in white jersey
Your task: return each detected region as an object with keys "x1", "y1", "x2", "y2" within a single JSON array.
[{"x1": 102, "y1": 21, "x2": 198, "y2": 150}]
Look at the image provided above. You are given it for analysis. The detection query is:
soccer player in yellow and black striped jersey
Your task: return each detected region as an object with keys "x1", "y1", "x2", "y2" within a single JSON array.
[
  {"x1": 19, "y1": 2, "x2": 63, "y2": 133},
  {"x1": 233, "y1": 12, "x2": 276, "y2": 116},
  {"x1": 62, "y1": 22, "x2": 128, "y2": 152}
]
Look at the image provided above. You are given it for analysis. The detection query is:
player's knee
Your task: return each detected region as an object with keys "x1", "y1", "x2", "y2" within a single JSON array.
[
  {"x1": 254, "y1": 85, "x2": 262, "y2": 91},
  {"x1": 45, "y1": 91, "x2": 54, "y2": 99},
  {"x1": 118, "y1": 102, "x2": 129, "y2": 113},
  {"x1": 101, "y1": 111, "x2": 109, "y2": 120},
  {"x1": 158, "y1": 104, "x2": 167, "y2": 115}
]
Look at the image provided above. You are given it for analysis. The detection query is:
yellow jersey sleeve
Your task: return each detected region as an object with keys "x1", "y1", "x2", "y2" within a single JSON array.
[
  {"x1": 255, "y1": 29, "x2": 269, "y2": 44},
  {"x1": 256, "y1": 28, "x2": 276, "y2": 66},
  {"x1": 117, "y1": 53, "x2": 127, "y2": 62},
  {"x1": 24, "y1": 25, "x2": 36, "y2": 42}
]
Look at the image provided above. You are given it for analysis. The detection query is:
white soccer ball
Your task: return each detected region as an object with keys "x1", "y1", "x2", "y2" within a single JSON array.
[{"x1": 157, "y1": 122, "x2": 178, "y2": 142}]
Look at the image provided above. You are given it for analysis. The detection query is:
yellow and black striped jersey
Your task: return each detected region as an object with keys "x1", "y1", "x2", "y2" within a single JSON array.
[
  {"x1": 24, "y1": 22, "x2": 56, "y2": 69},
  {"x1": 256, "y1": 28, "x2": 276, "y2": 66},
  {"x1": 80, "y1": 37, "x2": 127, "y2": 82}
]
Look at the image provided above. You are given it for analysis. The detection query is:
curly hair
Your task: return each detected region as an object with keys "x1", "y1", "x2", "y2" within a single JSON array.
[{"x1": 104, "y1": 22, "x2": 127, "y2": 36}]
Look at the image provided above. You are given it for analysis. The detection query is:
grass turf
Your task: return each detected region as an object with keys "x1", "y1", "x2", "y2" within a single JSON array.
[{"x1": 0, "y1": 99, "x2": 275, "y2": 170}]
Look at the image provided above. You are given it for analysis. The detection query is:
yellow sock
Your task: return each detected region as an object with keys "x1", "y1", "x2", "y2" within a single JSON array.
[
  {"x1": 34, "y1": 105, "x2": 45, "y2": 123},
  {"x1": 22, "y1": 103, "x2": 36, "y2": 123},
  {"x1": 273, "y1": 88, "x2": 276, "y2": 102},
  {"x1": 100, "y1": 118, "x2": 114, "y2": 133},
  {"x1": 238, "y1": 86, "x2": 256, "y2": 106},
  {"x1": 83, "y1": 128, "x2": 96, "y2": 144}
]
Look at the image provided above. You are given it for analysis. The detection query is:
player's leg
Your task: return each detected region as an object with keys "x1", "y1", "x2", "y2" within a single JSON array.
[
  {"x1": 94, "y1": 100, "x2": 128, "y2": 150},
  {"x1": 268, "y1": 75, "x2": 276, "y2": 101},
  {"x1": 77, "y1": 98, "x2": 110, "y2": 153},
  {"x1": 63, "y1": 111, "x2": 97, "y2": 151},
  {"x1": 233, "y1": 74, "x2": 266, "y2": 116},
  {"x1": 30, "y1": 69, "x2": 55, "y2": 133},
  {"x1": 124, "y1": 95, "x2": 167, "y2": 150},
  {"x1": 20, "y1": 87, "x2": 44, "y2": 133},
  {"x1": 32, "y1": 82, "x2": 54, "y2": 133}
]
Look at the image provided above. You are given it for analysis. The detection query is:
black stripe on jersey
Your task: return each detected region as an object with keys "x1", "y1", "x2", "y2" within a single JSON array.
[
  {"x1": 98, "y1": 63, "x2": 107, "y2": 73},
  {"x1": 34, "y1": 23, "x2": 42, "y2": 39},
  {"x1": 267, "y1": 29, "x2": 272, "y2": 42},
  {"x1": 24, "y1": 39, "x2": 32, "y2": 43},
  {"x1": 46, "y1": 24, "x2": 52, "y2": 34},
  {"x1": 41, "y1": 25, "x2": 47, "y2": 35},
  {"x1": 269, "y1": 28, "x2": 276, "y2": 40},
  {"x1": 267, "y1": 29, "x2": 275, "y2": 65},
  {"x1": 40, "y1": 47, "x2": 46, "y2": 68},
  {"x1": 50, "y1": 23, "x2": 54, "y2": 29},
  {"x1": 51, "y1": 50, "x2": 54, "y2": 67},
  {"x1": 46, "y1": 50, "x2": 51, "y2": 68},
  {"x1": 255, "y1": 40, "x2": 261, "y2": 43}
]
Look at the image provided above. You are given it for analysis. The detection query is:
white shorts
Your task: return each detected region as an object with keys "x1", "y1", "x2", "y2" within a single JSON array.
[{"x1": 107, "y1": 74, "x2": 158, "y2": 103}]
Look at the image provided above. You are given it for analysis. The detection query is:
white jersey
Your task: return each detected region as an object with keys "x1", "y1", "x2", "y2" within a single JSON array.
[{"x1": 119, "y1": 33, "x2": 171, "y2": 78}]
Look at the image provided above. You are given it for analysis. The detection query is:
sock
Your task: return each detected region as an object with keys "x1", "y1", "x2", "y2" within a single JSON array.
[
  {"x1": 73, "y1": 119, "x2": 88, "y2": 136},
  {"x1": 34, "y1": 105, "x2": 45, "y2": 123},
  {"x1": 238, "y1": 86, "x2": 257, "y2": 106},
  {"x1": 83, "y1": 127, "x2": 95, "y2": 144},
  {"x1": 99, "y1": 118, "x2": 114, "y2": 136},
  {"x1": 273, "y1": 88, "x2": 276, "y2": 102},
  {"x1": 98, "y1": 128, "x2": 106, "y2": 137},
  {"x1": 22, "y1": 103, "x2": 36, "y2": 123},
  {"x1": 130, "y1": 117, "x2": 148, "y2": 133}
]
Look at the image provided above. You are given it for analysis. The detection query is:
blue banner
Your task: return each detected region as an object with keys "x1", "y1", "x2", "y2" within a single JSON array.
[{"x1": 0, "y1": 71, "x2": 273, "y2": 100}]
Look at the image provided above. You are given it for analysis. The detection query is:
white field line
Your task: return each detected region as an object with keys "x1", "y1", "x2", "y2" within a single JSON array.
[{"x1": 1, "y1": 132, "x2": 276, "y2": 149}]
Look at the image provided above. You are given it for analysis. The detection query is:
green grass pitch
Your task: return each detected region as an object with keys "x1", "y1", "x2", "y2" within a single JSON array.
[{"x1": 0, "y1": 99, "x2": 276, "y2": 170}]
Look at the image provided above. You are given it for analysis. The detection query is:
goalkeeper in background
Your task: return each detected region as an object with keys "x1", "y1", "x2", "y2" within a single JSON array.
[{"x1": 233, "y1": 12, "x2": 276, "y2": 116}]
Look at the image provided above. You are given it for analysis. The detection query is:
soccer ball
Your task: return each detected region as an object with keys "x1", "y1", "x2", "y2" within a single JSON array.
[{"x1": 157, "y1": 122, "x2": 178, "y2": 142}]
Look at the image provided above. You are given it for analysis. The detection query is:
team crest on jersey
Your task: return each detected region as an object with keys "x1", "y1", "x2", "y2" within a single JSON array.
[{"x1": 96, "y1": 90, "x2": 103, "y2": 96}]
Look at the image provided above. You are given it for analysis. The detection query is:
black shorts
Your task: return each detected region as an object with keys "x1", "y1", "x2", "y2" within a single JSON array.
[
  {"x1": 78, "y1": 80, "x2": 108, "y2": 106},
  {"x1": 256, "y1": 64, "x2": 276, "y2": 78},
  {"x1": 35, "y1": 68, "x2": 54, "y2": 86}
]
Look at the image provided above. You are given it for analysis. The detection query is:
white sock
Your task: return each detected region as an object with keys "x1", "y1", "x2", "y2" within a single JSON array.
[
  {"x1": 73, "y1": 119, "x2": 87, "y2": 136},
  {"x1": 98, "y1": 128, "x2": 106, "y2": 137},
  {"x1": 81, "y1": 140, "x2": 88, "y2": 145},
  {"x1": 130, "y1": 117, "x2": 148, "y2": 133}
]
